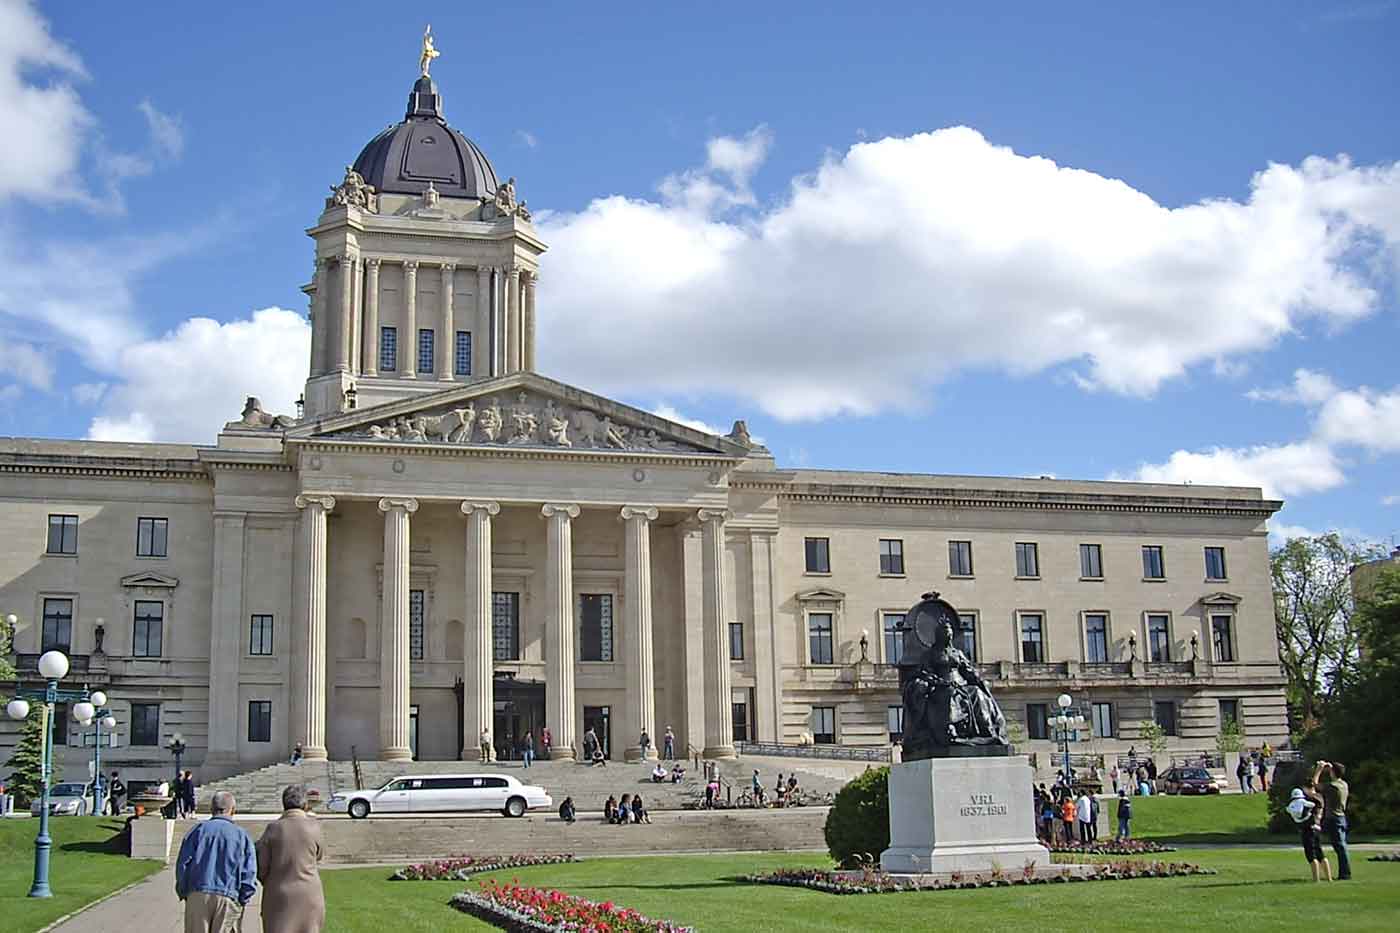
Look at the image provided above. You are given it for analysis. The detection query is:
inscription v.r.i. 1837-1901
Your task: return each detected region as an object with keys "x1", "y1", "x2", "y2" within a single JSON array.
[{"x1": 958, "y1": 792, "x2": 1009, "y2": 817}]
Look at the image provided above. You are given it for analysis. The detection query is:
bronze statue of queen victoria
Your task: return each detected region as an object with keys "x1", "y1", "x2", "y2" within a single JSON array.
[{"x1": 898, "y1": 592, "x2": 1009, "y2": 761}]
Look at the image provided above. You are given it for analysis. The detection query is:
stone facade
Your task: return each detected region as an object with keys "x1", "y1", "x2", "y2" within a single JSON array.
[{"x1": 0, "y1": 68, "x2": 1289, "y2": 785}]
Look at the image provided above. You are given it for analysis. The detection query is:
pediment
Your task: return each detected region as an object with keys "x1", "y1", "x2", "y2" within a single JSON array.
[
  {"x1": 121, "y1": 571, "x2": 179, "y2": 589},
  {"x1": 796, "y1": 587, "x2": 846, "y2": 603},
  {"x1": 288, "y1": 372, "x2": 753, "y2": 457},
  {"x1": 1201, "y1": 591, "x2": 1242, "y2": 606}
]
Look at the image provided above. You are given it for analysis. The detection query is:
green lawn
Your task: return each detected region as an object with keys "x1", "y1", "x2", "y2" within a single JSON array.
[
  {"x1": 0, "y1": 816, "x2": 163, "y2": 933},
  {"x1": 321, "y1": 847, "x2": 1400, "y2": 933},
  {"x1": 1127, "y1": 792, "x2": 1399, "y2": 845}
]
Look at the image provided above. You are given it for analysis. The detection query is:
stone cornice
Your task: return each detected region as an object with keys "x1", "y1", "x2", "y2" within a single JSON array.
[
  {"x1": 290, "y1": 436, "x2": 736, "y2": 469},
  {"x1": 0, "y1": 456, "x2": 207, "y2": 482}
]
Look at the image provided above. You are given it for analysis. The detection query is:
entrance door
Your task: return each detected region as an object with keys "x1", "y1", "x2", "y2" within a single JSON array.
[
  {"x1": 409, "y1": 704, "x2": 420, "y2": 761},
  {"x1": 491, "y1": 676, "x2": 546, "y2": 760},
  {"x1": 583, "y1": 705, "x2": 611, "y2": 760}
]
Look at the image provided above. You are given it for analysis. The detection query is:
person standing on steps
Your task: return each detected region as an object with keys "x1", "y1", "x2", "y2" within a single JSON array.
[
  {"x1": 663, "y1": 725, "x2": 675, "y2": 761},
  {"x1": 256, "y1": 784, "x2": 326, "y2": 933},
  {"x1": 175, "y1": 790, "x2": 258, "y2": 932},
  {"x1": 541, "y1": 725, "x2": 552, "y2": 759},
  {"x1": 521, "y1": 731, "x2": 535, "y2": 769},
  {"x1": 479, "y1": 728, "x2": 493, "y2": 762},
  {"x1": 639, "y1": 729, "x2": 651, "y2": 760}
]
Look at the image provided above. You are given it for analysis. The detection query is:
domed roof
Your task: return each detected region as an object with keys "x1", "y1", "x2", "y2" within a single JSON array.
[{"x1": 351, "y1": 76, "x2": 499, "y2": 200}]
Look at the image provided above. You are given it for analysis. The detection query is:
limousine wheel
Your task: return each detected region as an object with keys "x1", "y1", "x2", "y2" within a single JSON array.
[
  {"x1": 348, "y1": 799, "x2": 370, "y2": 819},
  {"x1": 505, "y1": 796, "x2": 527, "y2": 818}
]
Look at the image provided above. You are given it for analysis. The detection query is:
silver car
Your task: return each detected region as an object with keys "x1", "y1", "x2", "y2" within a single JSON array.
[{"x1": 31, "y1": 782, "x2": 93, "y2": 816}]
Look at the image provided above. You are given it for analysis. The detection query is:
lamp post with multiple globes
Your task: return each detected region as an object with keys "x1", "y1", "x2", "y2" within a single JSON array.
[
  {"x1": 79, "y1": 691, "x2": 118, "y2": 815},
  {"x1": 1052, "y1": 693, "x2": 1088, "y2": 789}
]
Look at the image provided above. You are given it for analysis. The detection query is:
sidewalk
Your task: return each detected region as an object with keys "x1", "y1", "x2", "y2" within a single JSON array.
[{"x1": 50, "y1": 868, "x2": 264, "y2": 933}]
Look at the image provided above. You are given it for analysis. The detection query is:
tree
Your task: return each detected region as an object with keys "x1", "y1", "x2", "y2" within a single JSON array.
[
  {"x1": 5, "y1": 707, "x2": 48, "y2": 805},
  {"x1": 1215, "y1": 716, "x2": 1245, "y2": 756},
  {"x1": 1138, "y1": 719, "x2": 1168, "y2": 758},
  {"x1": 1271, "y1": 534, "x2": 1385, "y2": 732},
  {"x1": 0, "y1": 611, "x2": 14, "y2": 681}
]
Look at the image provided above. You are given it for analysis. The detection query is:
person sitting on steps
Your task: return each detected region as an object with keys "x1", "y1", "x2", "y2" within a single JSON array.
[
  {"x1": 558, "y1": 796, "x2": 576, "y2": 824},
  {"x1": 651, "y1": 763, "x2": 667, "y2": 783}
]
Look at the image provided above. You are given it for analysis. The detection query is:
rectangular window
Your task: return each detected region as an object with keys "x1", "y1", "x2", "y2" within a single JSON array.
[
  {"x1": 808, "y1": 612, "x2": 834, "y2": 665},
  {"x1": 46, "y1": 514, "x2": 78, "y2": 555},
  {"x1": 247, "y1": 701, "x2": 272, "y2": 743},
  {"x1": 1204, "y1": 546, "x2": 1228, "y2": 581},
  {"x1": 1015, "y1": 542, "x2": 1040, "y2": 578},
  {"x1": 132, "y1": 600, "x2": 164, "y2": 658},
  {"x1": 579, "y1": 593, "x2": 614, "y2": 662},
  {"x1": 956, "y1": 612, "x2": 978, "y2": 661},
  {"x1": 492, "y1": 592, "x2": 520, "y2": 661},
  {"x1": 1019, "y1": 613, "x2": 1045, "y2": 663},
  {"x1": 811, "y1": 706, "x2": 836, "y2": 744},
  {"x1": 409, "y1": 589, "x2": 425, "y2": 660},
  {"x1": 882, "y1": 613, "x2": 906, "y2": 664},
  {"x1": 1026, "y1": 703, "x2": 1049, "y2": 740},
  {"x1": 1080, "y1": 543, "x2": 1103, "y2": 579},
  {"x1": 379, "y1": 326, "x2": 397, "y2": 372},
  {"x1": 1091, "y1": 701, "x2": 1114, "y2": 738},
  {"x1": 136, "y1": 517, "x2": 169, "y2": 558},
  {"x1": 878, "y1": 538, "x2": 905, "y2": 575},
  {"x1": 804, "y1": 537, "x2": 830, "y2": 573},
  {"x1": 1218, "y1": 698, "x2": 1240, "y2": 728},
  {"x1": 729, "y1": 621, "x2": 744, "y2": 661},
  {"x1": 249, "y1": 614, "x2": 274, "y2": 656},
  {"x1": 1084, "y1": 613, "x2": 1109, "y2": 663},
  {"x1": 1147, "y1": 614, "x2": 1171, "y2": 662},
  {"x1": 130, "y1": 703, "x2": 160, "y2": 746},
  {"x1": 732, "y1": 698, "x2": 750, "y2": 743},
  {"x1": 1211, "y1": 614, "x2": 1235, "y2": 662},
  {"x1": 887, "y1": 705, "x2": 904, "y2": 743},
  {"x1": 417, "y1": 329, "x2": 435, "y2": 373},
  {"x1": 52, "y1": 703, "x2": 69, "y2": 747},
  {"x1": 1153, "y1": 700, "x2": 1178, "y2": 736},
  {"x1": 454, "y1": 330, "x2": 472, "y2": 376},
  {"x1": 41, "y1": 598, "x2": 73, "y2": 653},
  {"x1": 1142, "y1": 545, "x2": 1166, "y2": 579},
  {"x1": 948, "y1": 540, "x2": 973, "y2": 576}
]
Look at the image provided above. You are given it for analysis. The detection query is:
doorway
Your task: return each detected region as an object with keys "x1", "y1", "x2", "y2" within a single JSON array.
[
  {"x1": 583, "y1": 705, "x2": 611, "y2": 760},
  {"x1": 409, "y1": 704, "x2": 419, "y2": 760},
  {"x1": 492, "y1": 676, "x2": 546, "y2": 760}
]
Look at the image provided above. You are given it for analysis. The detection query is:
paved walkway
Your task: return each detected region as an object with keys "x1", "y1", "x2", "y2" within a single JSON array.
[{"x1": 51, "y1": 868, "x2": 264, "y2": 933}]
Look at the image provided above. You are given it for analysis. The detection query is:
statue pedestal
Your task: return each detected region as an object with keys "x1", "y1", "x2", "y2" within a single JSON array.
[{"x1": 880, "y1": 755, "x2": 1050, "y2": 875}]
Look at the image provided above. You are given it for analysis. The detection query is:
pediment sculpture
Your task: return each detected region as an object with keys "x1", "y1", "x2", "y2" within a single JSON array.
[
  {"x1": 226, "y1": 396, "x2": 298, "y2": 431},
  {"x1": 485, "y1": 176, "x2": 531, "y2": 222},
  {"x1": 329, "y1": 390, "x2": 711, "y2": 453},
  {"x1": 326, "y1": 165, "x2": 379, "y2": 213}
]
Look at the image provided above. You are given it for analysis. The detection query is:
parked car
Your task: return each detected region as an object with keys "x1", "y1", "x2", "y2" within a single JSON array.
[
  {"x1": 326, "y1": 773, "x2": 553, "y2": 819},
  {"x1": 1159, "y1": 767, "x2": 1221, "y2": 795},
  {"x1": 31, "y1": 782, "x2": 93, "y2": 816}
]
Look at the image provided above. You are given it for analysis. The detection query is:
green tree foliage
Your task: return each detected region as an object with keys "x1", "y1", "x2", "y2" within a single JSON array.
[
  {"x1": 1215, "y1": 716, "x2": 1245, "y2": 756},
  {"x1": 5, "y1": 706, "x2": 49, "y2": 805},
  {"x1": 823, "y1": 766, "x2": 889, "y2": 867},
  {"x1": 0, "y1": 611, "x2": 14, "y2": 681},
  {"x1": 1271, "y1": 534, "x2": 1384, "y2": 731},
  {"x1": 1137, "y1": 720, "x2": 1168, "y2": 758}
]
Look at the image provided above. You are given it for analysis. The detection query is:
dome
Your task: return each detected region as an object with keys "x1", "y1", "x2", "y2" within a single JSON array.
[{"x1": 351, "y1": 76, "x2": 499, "y2": 200}]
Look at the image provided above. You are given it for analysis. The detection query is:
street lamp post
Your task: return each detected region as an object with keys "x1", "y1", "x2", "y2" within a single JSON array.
[
  {"x1": 167, "y1": 733, "x2": 187, "y2": 784},
  {"x1": 5, "y1": 647, "x2": 96, "y2": 898},
  {"x1": 78, "y1": 691, "x2": 117, "y2": 815},
  {"x1": 1051, "y1": 693, "x2": 1087, "y2": 790}
]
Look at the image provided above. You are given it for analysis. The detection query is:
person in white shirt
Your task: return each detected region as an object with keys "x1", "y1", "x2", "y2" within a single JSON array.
[{"x1": 1076, "y1": 792, "x2": 1094, "y2": 843}]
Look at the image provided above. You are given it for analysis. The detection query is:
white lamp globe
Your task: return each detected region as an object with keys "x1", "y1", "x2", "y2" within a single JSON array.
[
  {"x1": 37, "y1": 650, "x2": 69, "y2": 680},
  {"x1": 5, "y1": 613, "x2": 16, "y2": 626},
  {"x1": 102, "y1": 715, "x2": 117, "y2": 729},
  {"x1": 6, "y1": 698, "x2": 30, "y2": 720},
  {"x1": 1056, "y1": 693, "x2": 1072, "y2": 709},
  {"x1": 72, "y1": 701, "x2": 96, "y2": 724},
  {"x1": 90, "y1": 690, "x2": 108, "y2": 708}
]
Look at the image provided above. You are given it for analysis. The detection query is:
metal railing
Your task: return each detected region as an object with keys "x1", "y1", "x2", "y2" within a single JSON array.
[
  {"x1": 350, "y1": 745, "x2": 364, "y2": 789},
  {"x1": 735, "y1": 741, "x2": 892, "y2": 763}
]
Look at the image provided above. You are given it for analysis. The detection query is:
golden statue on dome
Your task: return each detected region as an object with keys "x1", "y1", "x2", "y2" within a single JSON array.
[{"x1": 419, "y1": 24, "x2": 440, "y2": 77}]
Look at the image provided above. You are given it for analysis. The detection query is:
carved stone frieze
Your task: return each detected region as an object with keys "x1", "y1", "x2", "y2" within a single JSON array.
[
  {"x1": 327, "y1": 389, "x2": 711, "y2": 452},
  {"x1": 326, "y1": 165, "x2": 379, "y2": 213}
]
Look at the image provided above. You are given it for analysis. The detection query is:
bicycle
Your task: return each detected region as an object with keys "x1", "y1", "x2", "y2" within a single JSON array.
[{"x1": 736, "y1": 788, "x2": 767, "y2": 809}]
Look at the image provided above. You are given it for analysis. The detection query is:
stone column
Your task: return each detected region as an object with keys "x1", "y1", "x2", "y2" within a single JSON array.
[
  {"x1": 506, "y1": 266, "x2": 522, "y2": 373},
  {"x1": 439, "y1": 263, "x2": 456, "y2": 380},
  {"x1": 205, "y1": 511, "x2": 246, "y2": 769},
  {"x1": 699, "y1": 508, "x2": 735, "y2": 758},
  {"x1": 475, "y1": 265, "x2": 491, "y2": 377},
  {"x1": 335, "y1": 255, "x2": 354, "y2": 372},
  {"x1": 523, "y1": 271, "x2": 538, "y2": 371},
  {"x1": 378, "y1": 497, "x2": 418, "y2": 761},
  {"x1": 351, "y1": 256, "x2": 364, "y2": 375},
  {"x1": 294, "y1": 495, "x2": 334, "y2": 759},
  {"x1": 362, "y1": 258, "x2": 381, "y2": 376},
  {"x1": 309, "y1": 258, "x2": 327, "y2": 377},
  {"x1": 494, "y1": 266, "x2": 508, "y2": 375},
  {"x1": 541, "y1": 503, "x2": 580, "y2": 759},
  {"x1": 461, "y1": 500, "x2": 499, "y2": 759},
  {"x1": 621, "y1": 506, "x2": 659, "y2": 761},
  {"x1": 402, "y1": 261, "x2": 418, "y2": 378}
]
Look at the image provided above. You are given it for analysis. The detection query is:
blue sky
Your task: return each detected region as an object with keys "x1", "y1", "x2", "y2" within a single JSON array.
[{"x1": 0, "y1": 1, "x2": 1397, "y2": 546}]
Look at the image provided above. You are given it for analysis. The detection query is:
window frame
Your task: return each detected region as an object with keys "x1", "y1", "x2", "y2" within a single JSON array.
[
  {"x1": 1079, "y1": 543, "x2": 1104, "y2": 580},
  {"x1": 417, "y1": 328, "x2": 435, "y2": 374},
  {"x1": 1026, "y1": 703, "x2": 1049, "y2": 740},
  {"x1": 249, "y1": 614, "x2": 274, "y2": 656},
  {"x1": 130, "y1": 702, "x2": 160, "y2": 746},
  {"x1": 1016, "y1": 611, "x2": 1046, "y2": 663},
  {"x1": 1142, "y1": 545, "x2": 1166, "y2": 580},
  {"x1": 1091, "y1": 701, "x2": 1115, "y2": 738},
  {"x1": 1145, "y1": 612, "x2": 1172, "y2": 662},
  {"x1": 46, "y1": 514, "x2": 78, "y2": 555},
  {"x1": 577, "y1": 592, "x2": 616, "y2": 663},
  {"x1": 247, "y1": 700, "x2": 273, "y2": 743},
  {"x1": 810, "y1": 705, "x2": 837, "y2": 744},
  {"x1": 1204, "y1": 546, "x2": 1228, "y2": 581},
  {"x1": 887, "y1": 705, "x2": 904, "y2": 743},
  {"x1": 41, "y1": 597, "x2": 74, "y2": 653},
  {"x1": 728, "y1": 621, "x2": 745, "y2": 661},
  {"x1": 955, "y1": 611, "x2": 979, "y2": 662},
  {"x1": 132, "y1": 599, "x2": 164, "y2": 658},
  {"x1": 1152, "y1": 700, "x2": 1179, "y2": 736},
  {"x1": 804, "y1": 537, "x2": 831, "y2": 574},
  {"x1": 807, "y1": 611, "x2": 835, "y2": 665},
  {"x1": 1210, "y1": 612, "x2": 1236, "y2": 663},
  {"x1": 1014, "y1": 541, "x2": 1040, "y2": 579},
  {"x1": 1082, "y1": 611, "x2": 1111, "y2": 663},
  {"x1": 454, "y1": 330, "x2": 472, "y2": 376},
  {"x1": 881, "y1": 612, "x2": 906, "y2": 664},
  {"x1": 409, "y1": 588, "x2": 426, "y2": 661},
  {"x1": 492, "y1": 591, "x2": 521, "y2": 661},
  {"x1": 948, "y1": 540, "x2": 974, "y2": 577},
  {"x1": 878, "y1": 538, "x2": 905, "y2": 576},
  {"x1": 1218, "y1": 698, "x2": 1240, "y2": 729},
  {"x1": 135, "y1": 517, "x2": 169, "y2": 558},
  {"x1": 379, "y1": 325, "x2": 398, "y2": 372}
]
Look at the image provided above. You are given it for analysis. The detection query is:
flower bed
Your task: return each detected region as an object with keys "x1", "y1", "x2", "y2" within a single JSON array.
[
  {"x1": 1048, "y1": 839, "x2": 1176, "y2": 855},
  {"x1": 450, "y1": 879, "x2": 693, "y2": 932},
  {"x1": 389, "y1": 854, "x2": 577, "y2": 881},
  {"x1": 1368, "y1": 852, "x2": 1400, "y2": 862},
  {"x1": 743, "y1": 860, "x2": 1214, "y2": 894}
]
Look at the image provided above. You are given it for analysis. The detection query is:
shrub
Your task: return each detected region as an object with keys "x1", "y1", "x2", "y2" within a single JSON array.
[
  {"x1": 1350, "y1": 759, "x2": 1400, "y2": 834},
  {"x1": 823, "y1": 766, "x2": 889, "y2": 867}
]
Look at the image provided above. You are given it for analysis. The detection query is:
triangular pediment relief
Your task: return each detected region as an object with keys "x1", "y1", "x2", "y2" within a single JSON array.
[
  {"x1": 1201, "y1": 591, "x2": 1242, "y2": 605},
  {"x1": 289, "y1": 372, "x2": 752, "y2": 456},
  {"x1": 796, "y1": 587, "x2": 846, "y2": 603},
  {"x1": 121, "y1": 571, "x2": 179, "y2": 589}
]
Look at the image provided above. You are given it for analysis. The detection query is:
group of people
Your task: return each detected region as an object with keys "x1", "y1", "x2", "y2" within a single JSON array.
[
  {"x1": 1287, "y1": 759, "x2": 1351, "y2": 882},
  {"x1": 651, "y1": 762, "x2": 685, "y2": 783},
  {"x1": 175, "y1": 784, "x2": 326, "y2": 933},
  {"x1": 1034, "y1": 783, "x2": 1105, "y2": 844},
  {"x1": 169, "y1": 770, "x2": 198, "y2": 818},
  {"x1": 1236, "y1": 746, "x2": 1274, "y2": 792},
  {"x1": 603, "y1": 792, "x2": 652, "y2": 824},
  {"x1": 1107, "y1": 756, "x2": 1158, "y2": 796}
]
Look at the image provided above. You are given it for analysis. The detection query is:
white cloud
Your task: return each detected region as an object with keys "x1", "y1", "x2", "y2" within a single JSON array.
[
  {"x1": 87, "y1": 308, "x2": 310, "y2": 444},
  {"x1": 1382, "y1": 495, "x2": 1400, "y2": 506},
  {"x1": 0, "y1": 383, "x2": 21, "y2": 404},
  {"x1": 515, "y1": 129, "x2": 538, "y2": 149},
  {"x1": 1121, "y1": 441, "x2": 1345, "y2": 500},
  {"x1": 0, "y1": 338, "x2": 54, "y2": 389},
  {"x1": 650, "y1": 404, "x2": 727, "y2": 437},
  {"x1": 1247, "y1": 368, "x2": 1339, "y2": 405},
  {"x1": 70, "y1": 381, "x2": 106, "y2": 405},
  {"x1": 1249, "y1": 368, "x2": 1400, "y2": 453},
  {"x1": 138, "y1": 99, "x2": 183, "y2": 159},
  {"x1": 539, "y1": 128, "x2": 1400, "y2": 421},
  {"x1": 1267, "y1": 520, "x2": 1320, "y2": 547}
]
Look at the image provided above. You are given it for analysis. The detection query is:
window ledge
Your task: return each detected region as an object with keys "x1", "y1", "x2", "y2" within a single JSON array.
[
  {"x1": 1014, "y1": 575, "x2": 1041, "y2": 581},
  {"x1": 1079, "y1": 576, "x2": 1104, "y2": 582},
  {"x1": 42, "y1": 552, "x2": 78, "y2": 559},
  {"x1": 877, "y1": 573, "x2": 906, "y2": 579},
  {"x1": 947, "y1": 574, "x2": 975, "y2": 580},
  {"x1": 804, "y1": 571, "x2": 833, "y2": 577},
  {"x1": 1205, "y1": 578, "x2": 1229, "y2": 584},
  {"x1": 1142, "y1": 577, "x2": 1167, "y2": 583}
]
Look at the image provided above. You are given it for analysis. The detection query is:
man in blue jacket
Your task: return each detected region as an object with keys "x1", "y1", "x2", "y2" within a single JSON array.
[{"x1": 174, "y1": 790, "x2": 257, "y2": 931}]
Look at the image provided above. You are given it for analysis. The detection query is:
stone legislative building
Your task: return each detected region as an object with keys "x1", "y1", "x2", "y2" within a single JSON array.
[{"x1": 1, "y1": 62, "x2": 1289, "y2": 785}]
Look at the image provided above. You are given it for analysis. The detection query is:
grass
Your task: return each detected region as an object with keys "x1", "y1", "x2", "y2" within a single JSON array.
[
  {"x1": 321, "y1": 847, "x2": 1400, "y2": 933},
  {"x1": 0, "y1": 815, "x2": 164, "y2": 933},
  {"x1": 1125, "y1": 792, "x2": 1400, "y2": 845}
]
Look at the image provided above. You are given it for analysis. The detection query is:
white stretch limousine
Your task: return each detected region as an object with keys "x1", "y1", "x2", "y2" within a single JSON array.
[{"x1": 326, "y1": 773, "x2": 552, "y2": 819}]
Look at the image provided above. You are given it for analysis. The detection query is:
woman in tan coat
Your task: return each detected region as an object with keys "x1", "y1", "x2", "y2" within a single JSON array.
[{"x1": 256, "y1": 784, "x2": 326, "y2": 933}]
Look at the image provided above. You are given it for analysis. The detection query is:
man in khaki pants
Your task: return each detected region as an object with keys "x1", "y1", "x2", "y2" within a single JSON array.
[{"x1": 175, "y1": 790, "x2": 258, "y2": 932}]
